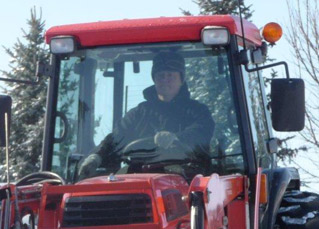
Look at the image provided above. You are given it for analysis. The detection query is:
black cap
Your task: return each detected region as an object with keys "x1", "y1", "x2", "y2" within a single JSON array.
[{"x1": 151, "y1": 52, "x2": 185, "y2": 81}]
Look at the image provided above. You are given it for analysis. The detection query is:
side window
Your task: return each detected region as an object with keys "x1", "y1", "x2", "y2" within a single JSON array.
[
  {"x1": 93, "y1": 69, "x2": 114, "y2": 145},
  {"x1": 242, "y1": 65, "x2": 271, "y2": 168},
  {"x1": 53, "y1": 57, "x2": 80, "y2": 176},
  {"x1": 123, "y1": 61, "x2": 153, "y2": 113},
  {"x1": 185, "y1": 53, "x2": 244, "y2": 175}
]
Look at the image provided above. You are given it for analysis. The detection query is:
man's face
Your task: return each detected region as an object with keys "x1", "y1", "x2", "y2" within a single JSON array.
[{"x1": 153, "y1": 71, "x2": 183, "y2": 102}]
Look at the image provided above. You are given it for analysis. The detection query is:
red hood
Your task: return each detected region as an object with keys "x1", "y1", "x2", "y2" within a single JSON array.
[
  {"x1": 39, "y1": 173, "x2": 188, "y2": 197},
  {"x1": 76, "y1": 173, "x2": 172, "y2": 185}
]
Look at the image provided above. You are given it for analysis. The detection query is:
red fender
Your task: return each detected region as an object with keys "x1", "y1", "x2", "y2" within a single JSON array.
[{"x1": 188, "y1": 174, "x2": 248, "y2": 229}]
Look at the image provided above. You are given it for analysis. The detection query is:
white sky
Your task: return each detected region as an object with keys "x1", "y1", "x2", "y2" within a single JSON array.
[{"x1": 1, "y1": 0, "x2": 317, "y2": 192}]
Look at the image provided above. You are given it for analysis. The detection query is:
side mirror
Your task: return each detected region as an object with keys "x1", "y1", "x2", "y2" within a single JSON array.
[
  {"x1": 271, "y1": 79, "x2": 305, "y2": 131},
  {"x1": 0, "y1": 95, "x2": 12, "y2": 147}
]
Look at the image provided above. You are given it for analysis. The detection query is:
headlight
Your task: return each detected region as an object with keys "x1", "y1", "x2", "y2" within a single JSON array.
[
  {"x1": 50, "y1": 36, "x2": 75, "y2": 54},
  {"x1": 201, "y1": 26, "x2": 230, "y2": 46}
]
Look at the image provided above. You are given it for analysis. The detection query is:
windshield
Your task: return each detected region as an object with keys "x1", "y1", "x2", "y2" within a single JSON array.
[{"x1": 52, "y1": 42, "x2": 244, "y2": 182}]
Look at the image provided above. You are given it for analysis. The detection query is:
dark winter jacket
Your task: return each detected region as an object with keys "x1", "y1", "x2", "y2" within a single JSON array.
[{"x1": 95, "y1": 84, "x2": 215, "y2": 168}]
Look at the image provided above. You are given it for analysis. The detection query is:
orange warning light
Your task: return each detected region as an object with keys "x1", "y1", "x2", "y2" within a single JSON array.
[{"x1": 262, "y1": 23, "x2": 283, "y2": 44}]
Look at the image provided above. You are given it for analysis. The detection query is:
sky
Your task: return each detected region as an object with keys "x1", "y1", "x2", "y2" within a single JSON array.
[
  {"x1": 1, "y1": 0, "x2": 317, "y2": 191},
  {"x1": 0, "y1": 0, "x2": 289, "y2": 73}
]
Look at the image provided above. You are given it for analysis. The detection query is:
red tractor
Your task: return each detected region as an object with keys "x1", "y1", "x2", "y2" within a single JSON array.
[{"x1": 0, "y1": 15, "x2": 318, "y2": 229}]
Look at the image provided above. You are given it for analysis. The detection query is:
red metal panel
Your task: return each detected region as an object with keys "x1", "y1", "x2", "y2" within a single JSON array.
[
  {"x1": 60, "y1": 223, "x2": 161, "y2": 229},
  {"x1": 38, "y1": 183, "x2": 62, "y2": 228},
  {"x1": 188, "y1": 174, "x2": 245, "y2": 229},
  {"x1": 227, "y1": 199, "x2": 246, "y2": 229},
  {"x1": 1, "y1": 173, "x2": 247, "y2": 228},
  {"x1": 45, "y1": 15, "x2": 262, "y2": 47},
  {"x1": 151, "y1": 173, "x2": 189, "y2": 228},
  {"x1": 36, "y1": 174, "x2": 190, "y2": 228}
]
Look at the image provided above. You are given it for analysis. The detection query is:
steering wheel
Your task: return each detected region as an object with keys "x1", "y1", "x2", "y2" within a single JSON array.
[
  {"x1": 16, "y1": 171, "x2": 66, "y2": 186},
  {"x1": 123, "y1": 137, "x2": 157, "y2": 154},
  {"x1": 122, "y1": 136, "x2": 195, "y2": 166}
]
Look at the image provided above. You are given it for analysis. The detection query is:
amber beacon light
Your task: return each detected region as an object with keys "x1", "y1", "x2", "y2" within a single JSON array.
[{"x1": 262, "y1": 22, "x2": 283, "y2": 44}]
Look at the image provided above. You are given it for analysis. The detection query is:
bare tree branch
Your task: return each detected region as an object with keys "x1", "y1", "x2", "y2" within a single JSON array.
[{"x1": 285, "y1": 0, "x2": 319, "y2": 187}]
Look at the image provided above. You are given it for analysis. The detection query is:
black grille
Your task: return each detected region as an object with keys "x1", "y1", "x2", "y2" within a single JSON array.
[{"x1": 62, "y1": 194, "x2": 153, "y2": 227}]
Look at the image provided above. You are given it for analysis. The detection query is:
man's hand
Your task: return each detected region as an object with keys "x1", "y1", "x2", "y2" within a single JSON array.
[
  {"x1": 78, "y1": 154, "x2": 102, "y2": 180},
  {"x1": 154, "y1": 131, "x2": 178, "y2": 149}
]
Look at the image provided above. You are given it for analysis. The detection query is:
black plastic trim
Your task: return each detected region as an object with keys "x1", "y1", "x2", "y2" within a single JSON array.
[
  {"x1": 113, "y1": 62, "x2": 125, "y2": 128},
  {"x1": 262, "y1": 167, "x2": 300, "y2": 228},
  {"x1": 227, "y1": 35, "x2": 256, "y2": 175},
  {"x1": 41, "y1": 55, "x2": 60, "y2": 171},
  {"x1": 62, "y1": 194, "x2": 153, "y2": 227}
]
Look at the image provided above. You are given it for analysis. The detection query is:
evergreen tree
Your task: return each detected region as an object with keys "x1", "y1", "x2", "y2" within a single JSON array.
[
  {"x1": 181, "y1": 0, "x2": 253, "y2": 19},
  {"x1": 0, "y1": 8, "x2": 49, "y2": 181}
]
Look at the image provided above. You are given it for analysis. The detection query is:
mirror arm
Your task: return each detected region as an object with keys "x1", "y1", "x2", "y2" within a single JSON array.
[
  {"x1": 244, "y1": 61, "x2": 290, "y2": 79},
  {"x1": 0, "y1": 57, "x2": 54, "y2": 85},
  {"x1": 0, "y1": 77, "x2": 39, "y2": 85}
]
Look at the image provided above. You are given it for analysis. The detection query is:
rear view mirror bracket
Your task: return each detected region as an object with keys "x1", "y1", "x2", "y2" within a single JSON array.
[
  {"x1": 244, "y1": 59, "x2": 290, "y2": 79},
  {"x1": 238, "y1": 49, "x2": 305, "y2": 132},
  {"x1": 0, "y1": 76, "x2": 39, "y2": 85}
]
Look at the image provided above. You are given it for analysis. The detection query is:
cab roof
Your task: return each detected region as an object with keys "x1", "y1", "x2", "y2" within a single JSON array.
[{"x1": 45, "y1": 15, "x2": 262, "y2": 47}]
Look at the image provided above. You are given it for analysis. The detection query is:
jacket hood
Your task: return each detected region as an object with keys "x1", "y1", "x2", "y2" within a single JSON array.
[{"x1": 143, "y1": 84, "x2": 190, "y2": 103}]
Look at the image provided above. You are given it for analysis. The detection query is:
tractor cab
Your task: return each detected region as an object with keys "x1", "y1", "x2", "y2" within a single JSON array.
[
  {"x1": 42, "y1": 16, "x2": 304, "y2": 184},
  {"x1": 49, "y1": 39, "x2": 244, "y2": 183}
]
